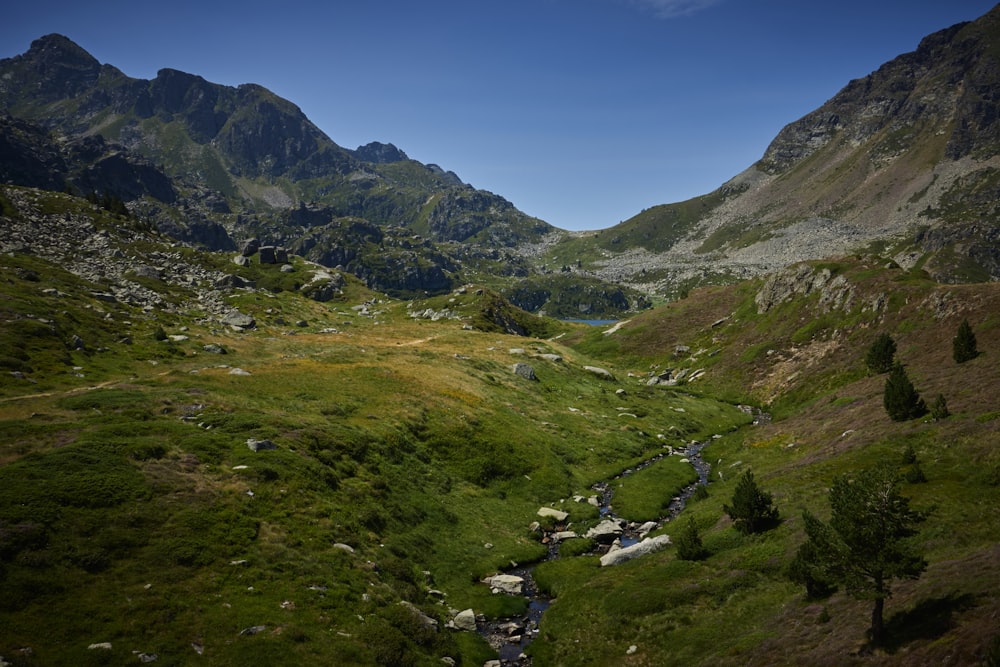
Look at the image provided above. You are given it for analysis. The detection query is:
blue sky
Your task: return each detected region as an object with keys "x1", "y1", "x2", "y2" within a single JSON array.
[{"x1": 3, "y1": 0, "x2": 996, "y2": 230}]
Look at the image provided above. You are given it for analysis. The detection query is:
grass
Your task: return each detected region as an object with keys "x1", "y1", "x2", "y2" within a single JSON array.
[{"x1": 2, "y1": 197, "x2": 1000, "y2": 665}]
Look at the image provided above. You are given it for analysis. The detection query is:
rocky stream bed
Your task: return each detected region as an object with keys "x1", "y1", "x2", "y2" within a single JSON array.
[{"x1": 477, "y1": 437, "x2": 717, "y2": 666}]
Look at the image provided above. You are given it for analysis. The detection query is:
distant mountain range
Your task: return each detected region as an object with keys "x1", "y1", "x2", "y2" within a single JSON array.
[{"x1": 2, "y1": 4, "x2": 999, "y2": 307}]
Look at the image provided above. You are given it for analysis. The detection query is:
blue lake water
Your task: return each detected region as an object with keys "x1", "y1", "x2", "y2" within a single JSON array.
[{"x1": 563, "y1": 319, "x2": 618, "y2": 326}]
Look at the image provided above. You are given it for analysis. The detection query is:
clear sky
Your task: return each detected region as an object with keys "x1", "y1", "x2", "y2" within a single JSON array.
[{"x1": 2, "y1": 1, "x2": 996, "y2": 230}]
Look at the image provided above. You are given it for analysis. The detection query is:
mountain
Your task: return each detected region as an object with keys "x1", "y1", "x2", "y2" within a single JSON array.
[
  {"x1": 0, "y1": 35, "x2": 613, "y2": 303},
  {"x1": 563, "y1": 4, "x2": 1000, "y2": 297}
]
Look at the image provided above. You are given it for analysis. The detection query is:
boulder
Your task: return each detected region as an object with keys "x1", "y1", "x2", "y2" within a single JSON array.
[
  {"x1": 259, "y1": 246, "x2": 277, "y2": 264},
  {"x1": 583, "y1": 365, "x2": 615, "y2": 380},
  {"x1": 512, "y1": 363, "x2": 537, "y2": 381},
  {"x1": 240, "y1": 238, "x2": 260, "y2": 257},
  {"x1": 485, "y1": 574, "x2": 524, "y2": 595},
  {"x1": 451, "y1": 608, "x2": 477, "y2": 632},
  {"x1": 599, "y1": 535, "x2": 671, "y2": 567},
  {"x1": 551, "y1": 531, "x2": 579, "y2": 542},
  {"x1": 399, "y1": 601, "x2": 439, "y2": 632},
  {"x1": 220, "y1": 310, "x2": 255, "y2": 331},
  {"x1": 585, "y1": 519, "x2": 624, "y2": 543},
  {"x1": 246, "y1": 438, "x2": 277, "y2": 452},
  {"x1": 637, "y1": 521, "x2": 658, "y2": 537},
  {"x1": 537, "y1": 507, "x2": 569, "y2": 522}
]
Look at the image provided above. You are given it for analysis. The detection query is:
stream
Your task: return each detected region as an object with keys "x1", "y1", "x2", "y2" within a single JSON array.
[{"x1": 478, "y1": 437, "x2": 715, "y2": 666}]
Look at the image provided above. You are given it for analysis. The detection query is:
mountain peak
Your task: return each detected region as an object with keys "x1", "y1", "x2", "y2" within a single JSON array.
[
  {"x1": 27, "y1": 33, "x2": 98, "y2": 66},
  {"x1": 353, "y1": 141, "x2": 409, "y2": 164}
]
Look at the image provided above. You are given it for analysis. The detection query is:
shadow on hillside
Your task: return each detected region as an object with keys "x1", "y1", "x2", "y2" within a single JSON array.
[{"x1": 882, "y1": 592, "x2": 976, "y2": 652}]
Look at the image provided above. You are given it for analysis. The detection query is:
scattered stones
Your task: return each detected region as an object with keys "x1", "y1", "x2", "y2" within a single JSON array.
[
  {"x1": 87, "y1": 643, "x2": 112, "y2": 650},
  {"x1": 333, "y1": 543, "x2": 355, "y2": 553},
  {"x1": 202, "y1": 343, "x2": 226, "y2": 354},
  {"x1": 137, "y1": 652, "x2": 158, "y2": 663},
  {"x1": 228, "y1": 367, "x2": 251, "y2": 376},
  {"x1": 239, "y1": 626, "x2": 266, "y2": 636}
]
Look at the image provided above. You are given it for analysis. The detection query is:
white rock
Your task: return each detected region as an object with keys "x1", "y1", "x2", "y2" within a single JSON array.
[
  {"x1": 485, "y1": 574, "x2": 524, "y2": 595},
  {"x1": 599, "y1": 535, "x2": 672, "y2": 567},
  {"x1": 537, "y1": 507, "x2": 569, "y2": 522},
  {"x1": 452, "y1": 608, "x2": 477, "y2": 631}
]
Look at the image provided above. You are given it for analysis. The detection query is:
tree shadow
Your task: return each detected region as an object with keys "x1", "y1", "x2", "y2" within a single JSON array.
[{"x1": 881, "y1": 592, "x2": 977, "y2": 652}]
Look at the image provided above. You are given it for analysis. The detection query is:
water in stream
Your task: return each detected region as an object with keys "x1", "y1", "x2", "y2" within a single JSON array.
[{"x1": 478, "y1": 437, "x2": 715, "y2": 665}]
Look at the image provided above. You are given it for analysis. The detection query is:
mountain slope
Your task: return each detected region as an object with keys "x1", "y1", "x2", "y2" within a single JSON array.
[
  {"x1": 2, "y1": 188, "x2": 998, "y2": 665},
  {"x1": 571, "y1": 4, "x2": 1000, "y2": 296},
  {"x1": 0, "y1": 35, "x2": 576, "y2": 300}
]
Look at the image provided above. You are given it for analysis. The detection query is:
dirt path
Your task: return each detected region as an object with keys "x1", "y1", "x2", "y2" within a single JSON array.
[{"x1": 0, "y1": 378, "x2": 120, "y2": 403}]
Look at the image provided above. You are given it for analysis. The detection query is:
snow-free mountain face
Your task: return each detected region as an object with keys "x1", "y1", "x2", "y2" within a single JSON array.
[
  {"x1": 569, "y1": 4, "x2": 1000, "y2": 297},
  {"x1": 4, "y1": 4, "x2": 1000, "y2": 307}
]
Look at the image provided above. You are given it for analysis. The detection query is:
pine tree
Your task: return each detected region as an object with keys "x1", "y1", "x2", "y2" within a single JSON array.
[
  {"x1": 865, "y1": 333, "x2": 897, "y2": 373},
  {"x1": 953, "y1": 318, "x2": 978, "y2": 363},
  {"x1": 930, "y1": 393, "x2": 949, "y2": 420},
  {"x1": 883, "y1": 363, "x2": 927, "y2": 422},
  {"x1": 675, "y1": 517, "x2": 708, "y2": 561},
  {"x1": 723, "y1": 469, "x2": 779, "y2": 535},
  {"x1": 794, "y1": 465, "x2": 926, "y2": 645}
]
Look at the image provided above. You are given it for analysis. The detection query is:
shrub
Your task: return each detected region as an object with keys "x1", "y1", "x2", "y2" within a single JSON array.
[
  {"x1": 865, "y1": 333, "x2": 897, "y2": 373},
  {"x1": 675, "y1": 517, "x2": 708, "y2": 561},
  {"x1": 952, "y1": 318, "x2": 978, "y2": 363},
  {"x1": 930, "y1": 394, "x2": 950, "y2": 420},
  {"x1": 883, "y1": 363, "x2": 927, "y2": 422},
  {"x1": 724, "y1": 469, "x2": 779, "y2": 535}
]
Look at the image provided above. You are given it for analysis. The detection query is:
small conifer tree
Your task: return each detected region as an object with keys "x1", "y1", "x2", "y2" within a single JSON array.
[
  {"x1": 675, "y1": 517, "x2": 709, "y2": 561},
  {"x1": 953, "y1": 318, "x2": 978, "y2": 363},
  {"x1": 883, "y1": 363, "x2": 927, "y2": 422},
  {"x1": 865, "y1": 333, "x2": 897, "y2": 373},
  {"x1": 724, "y1": 469, "x2": 779, "y2": 534},
  {"x1": 930, "y1": 393, "x2": 949, "y2": 420}
]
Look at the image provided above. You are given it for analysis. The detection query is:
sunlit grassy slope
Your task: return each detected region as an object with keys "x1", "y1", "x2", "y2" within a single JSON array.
[
  {"x1": 0, "y1": 202, "x2": 748, "y2": 666},
  {"x1": 1, "y1": 193, "x2": 998, "y2": 666}
]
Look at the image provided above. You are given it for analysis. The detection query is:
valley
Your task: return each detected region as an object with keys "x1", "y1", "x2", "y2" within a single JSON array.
[{"x1": 3, "y1": 5, "x2": 1000, "y2": 665}]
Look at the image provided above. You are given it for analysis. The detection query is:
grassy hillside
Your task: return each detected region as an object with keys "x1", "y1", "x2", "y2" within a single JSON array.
[
  {"x1": 0, "y1": 190, "x2": 750, "y2": 665},
  {"x1": 1, "y1": 190, "x2": 998, "y2": 666},
  {"x1": 553, "y1": 257, "x2": 1000, "y2": 665}
]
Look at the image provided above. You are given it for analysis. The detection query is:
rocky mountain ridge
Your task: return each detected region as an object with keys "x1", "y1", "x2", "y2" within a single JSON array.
[
  {"x1": 4, "y1": 6, "x2": 1000, "y2": 310},
  {"x1": 0, "y1": 35, "x2": 595, "y2": 305},
  {"x1": 574, "y1": 4, "x2": 1000, "y2": 296}
]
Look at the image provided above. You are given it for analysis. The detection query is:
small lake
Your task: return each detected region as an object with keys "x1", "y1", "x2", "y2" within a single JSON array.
[{"x1": 562, "y1": 319, "x2": 618, "y2": 326}]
